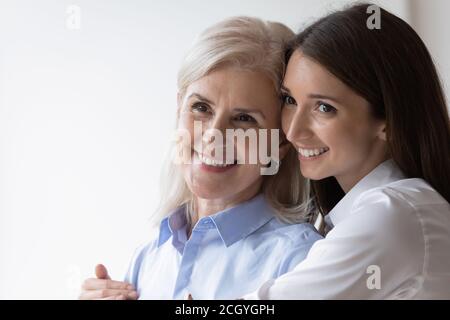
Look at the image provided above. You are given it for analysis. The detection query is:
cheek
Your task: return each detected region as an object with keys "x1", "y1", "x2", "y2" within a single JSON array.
[
  {"x1": 235, "y1": 133, "x2": 261, "y2": 164},
  {"x1": 175, "y1": 122, "x2": 195, "y2": 163},
  {"x1": 178, "y1": 112, "x2": 211, "y2": 153},
  {"x1": 177, "y1": 114, "x2": 194, "y2": 138},
  {"x1": 232, "y1": 164, "x2": 263, "y2": 195},
  {"x1": 234, "y1": 129, "x2": 275, "y2": 167},
  {"x1": 325, "y1": 121, "x2": 375, "y2": 158},
  {"x1": 281, "y1": 108, "x2": 294, "y2": 136}
]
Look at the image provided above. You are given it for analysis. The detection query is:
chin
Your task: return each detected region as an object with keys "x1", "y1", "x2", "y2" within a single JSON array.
[
  {"x1": 300, "y1": 168, "x2": 329, "y2": 181},
  {"x1": 191, "y1": 186, "x2": 230, "y2": 200}
]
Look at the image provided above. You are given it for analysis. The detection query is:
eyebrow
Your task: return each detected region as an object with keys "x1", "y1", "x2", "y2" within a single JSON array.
[
  {"x1": 187, "y1": 93, "x2": 214, "y2": 105},
  {"x1": 308, "y1": 94, "x2": 341, "y2": 104},
  {"x1": 281, "y1": 85, "x2": 341, "y2": 104},
  {"x1": 187, "y1": 92, "x2": 266, "y2": 119},
  {"x1": 280, "y1": 85, "x2": 291, "y2": 93}
]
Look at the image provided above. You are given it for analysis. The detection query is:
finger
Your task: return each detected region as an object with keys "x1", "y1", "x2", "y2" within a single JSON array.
[
  {"x1": 95, "y1": 264, "x2": 111, "y2": 280},
  {"x1": 82, "y1": 278, "x2": 134, "y2": 290},
  {"x1": 98, "y1": 295, "x2": 126, "y2": 300},
  {"x1": 80, "y1": 289, "x2": 137, "y2": 300},
  {"x1": 98, "y1": 296, "x2": 121, "y2": 300},
  {"x1": 126, "y1": 290, "x2": 139, "y2": 300}
]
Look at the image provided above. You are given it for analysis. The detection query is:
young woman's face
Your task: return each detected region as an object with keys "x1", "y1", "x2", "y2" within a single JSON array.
[
  {"x1": 177, "y1": 66, "x2": 283, "y2": 202},
  {"x1": 281, "y1": 51, "x2": 388, "y2": 192}
]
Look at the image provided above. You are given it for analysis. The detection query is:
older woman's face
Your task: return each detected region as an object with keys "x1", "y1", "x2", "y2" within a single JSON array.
[{"x1": 177, "y1": 66, "x2": 282, "y2": 201}]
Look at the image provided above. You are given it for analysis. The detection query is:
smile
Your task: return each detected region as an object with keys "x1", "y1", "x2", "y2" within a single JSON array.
[
  {"x1": 298, "y1": 147, "x2": 329, "y2": 159},
  {"x1": 195, "y1": 152, "x2": 237, "y2": 172}
]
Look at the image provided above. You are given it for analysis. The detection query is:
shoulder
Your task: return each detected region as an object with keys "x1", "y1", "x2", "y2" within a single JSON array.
[
  {"x1": 322, "y1": 179, "x2": 450, "y2": 295},
  {"x1": 348, "y1": 181, "x2": 424, "y2": 241},
  {"x1": 352, "y1": 178, "x2": 450, "y2": 230},
  {"x1": 130, "y1": 227, "x2": 163, "y2": 264},
  {"x1": 258, "y1": 219, "x2": 323, "y2": 245},
  {"x1": 123, "y1": 229, "x2": 160, "y2": 284},
  {"x1": 356, "y1": 177, "x2": 448, "y2": 207},
  {"x1": 130, "y1": 240, "x2": 155, "y2": 263},
  {"x1": 386, "y1": 178, "x2": 450, "y2": 209},
  {"x1": 248, "y1": 220, "x2": 323, "y2": 275},
  {"x1": 338, "y1": 178, "x2": 450, "y2": 269},
  {"x1": 256, "y1": 222, "x2": 323, "y2": 277},
  {"x1": 355, "y1": 178, "x2": 450, "y2": 263}
]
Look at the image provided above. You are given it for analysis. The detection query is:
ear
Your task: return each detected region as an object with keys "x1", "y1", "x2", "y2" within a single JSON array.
[{"x1": 377, "y1": 121, "x2": 387, "y2": 141}]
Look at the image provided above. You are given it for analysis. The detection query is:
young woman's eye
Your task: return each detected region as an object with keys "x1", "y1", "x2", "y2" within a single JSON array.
[
  {"x1": 282, "y1": 94, "x2": 297, "y2": 106},
  {"x1": 191, "y1": 103, "x2": 209, "y2": 113},
  {"x1": 317, "y1": 102, "x2": 336, "y2": 113},
  {"x1": 234, "y1": 114, "x2": 256, "y2": 123}
]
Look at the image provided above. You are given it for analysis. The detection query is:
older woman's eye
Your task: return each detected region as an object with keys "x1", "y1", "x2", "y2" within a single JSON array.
[
  {"x1": 317, "y1": 102, "x2": 337, "y2": 113},
  {"x1": 191, "y1": 103, "x2": 210, "y2": 113},
  {"x1": 282, "y1": 94, "x2": 296, "y2": 106},
  {"x1": 234, "y1": 114, "x2": 256, "y2": 122}
]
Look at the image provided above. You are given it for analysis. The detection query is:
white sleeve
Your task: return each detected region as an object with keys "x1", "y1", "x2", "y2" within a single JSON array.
[{"x1": 243, "y1": 188, "x2": 425, "y2": 299}]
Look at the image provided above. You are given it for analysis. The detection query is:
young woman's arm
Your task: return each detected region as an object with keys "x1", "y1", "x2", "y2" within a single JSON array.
[{"x1": 243, "y1": 187, "x2": 443, "y2": 299}]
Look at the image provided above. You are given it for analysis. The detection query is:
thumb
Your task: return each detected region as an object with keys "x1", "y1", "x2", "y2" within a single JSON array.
[{"x1": 95, "y1": 264, "x2": 111, "y2": 280}]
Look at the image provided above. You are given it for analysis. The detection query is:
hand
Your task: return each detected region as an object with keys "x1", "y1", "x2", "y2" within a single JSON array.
[{"x1": 79, "y1": 264, "x2": 139, "y2": 300}]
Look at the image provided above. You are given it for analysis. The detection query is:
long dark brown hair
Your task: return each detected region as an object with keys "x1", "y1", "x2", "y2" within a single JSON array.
[{"x1": 286, "y1": 3, "x2": 450, "y2": 215}]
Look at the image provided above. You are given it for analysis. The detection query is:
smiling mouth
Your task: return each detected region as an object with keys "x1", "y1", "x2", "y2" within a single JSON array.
[
  {"x1": 194, "y1": 151, "x2": 238, "y2": 171},
  {"x1": 298, "y1": 147, "x2": 330, "y2": 159}
]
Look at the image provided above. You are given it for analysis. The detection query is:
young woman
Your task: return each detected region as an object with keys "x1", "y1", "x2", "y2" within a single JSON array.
[
  {"x1": 79, "y1": 17, "x2": 322, "y2": 300},
  {"x1": 244, "y1": 4, "x2": 450, "y2": 299}
]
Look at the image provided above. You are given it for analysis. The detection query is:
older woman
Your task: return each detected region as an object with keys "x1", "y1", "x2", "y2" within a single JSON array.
[{"x1": 79, "y1": 16, "x2": 321, "y2": 300}]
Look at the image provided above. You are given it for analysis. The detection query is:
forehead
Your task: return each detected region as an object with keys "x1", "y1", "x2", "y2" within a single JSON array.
[
  {"x1": 184, "y1": 67, "x2": 279, "y2": 107},
  {"x1": 284, "y1": 51, "x2": 346, "y2": 93}
]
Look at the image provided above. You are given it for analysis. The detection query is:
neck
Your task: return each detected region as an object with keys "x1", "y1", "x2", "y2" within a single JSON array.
[
  {"x1": 336, "y1": 151, "x2": 389, "y2": 193},
  {"x1": 188, "y1": 181, "x2": 262, "y2": 237}
]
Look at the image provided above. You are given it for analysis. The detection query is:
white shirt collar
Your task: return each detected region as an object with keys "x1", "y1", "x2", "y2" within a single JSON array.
[{"x1": 326, "y1": 159, "x2": 406, "y2": 228}]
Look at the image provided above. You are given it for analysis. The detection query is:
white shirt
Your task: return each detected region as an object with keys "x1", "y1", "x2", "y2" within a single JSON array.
[{"x1": 243, "y1": 159, "x2": 450, "y2": 299}]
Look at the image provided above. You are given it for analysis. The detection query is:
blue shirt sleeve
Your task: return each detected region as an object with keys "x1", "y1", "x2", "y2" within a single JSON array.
[{"x1": 123, "y1": 242, "x2": 152, "y2": 287}]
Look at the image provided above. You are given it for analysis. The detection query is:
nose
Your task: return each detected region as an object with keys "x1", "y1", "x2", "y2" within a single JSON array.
[
  {"x1": 284, "y1": 106, "x2": 313, "y2": 144},
  {"x1": 202, "y1": 112, "x2": 228, "y2": 147},
  {"x1": 207, "y1": 112, "x2": 229, "y2": 132}
]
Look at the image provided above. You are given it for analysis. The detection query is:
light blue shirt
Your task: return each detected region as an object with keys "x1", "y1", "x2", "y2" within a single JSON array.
[{"x1": 124, "y1": 194, "x2": 322, "y2": 299}]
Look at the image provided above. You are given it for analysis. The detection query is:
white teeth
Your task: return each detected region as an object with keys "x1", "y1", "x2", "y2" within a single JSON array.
[
  {"x1": 298, "y1": 147, "x2": 329, "y2": 158},
  {"x1": 197, "y1": 153, "x2": 231, "y2": 167}
]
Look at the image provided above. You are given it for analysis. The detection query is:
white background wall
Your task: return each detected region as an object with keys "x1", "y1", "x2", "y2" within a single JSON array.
[
  {"x1": 410, "y1": 0, "x2": 450, "y2": 102},
  {"x1": 0, "y1": 0, "x2": 444, "y2": 299}
]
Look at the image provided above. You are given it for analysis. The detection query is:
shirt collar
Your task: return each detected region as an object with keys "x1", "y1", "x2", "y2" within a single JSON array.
[
  {"x1": 208, "y1": 193, "x2": 274, "y2": 247},
  {"x1": 327, "y1": 159, "x2": 406, "y2": 228},
  {"x1": 157, "y1": 205, "x2": 188, "y2": 249},
  {"x1": 157, "y1": 194, "x2": 274, "y2": 248}
]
